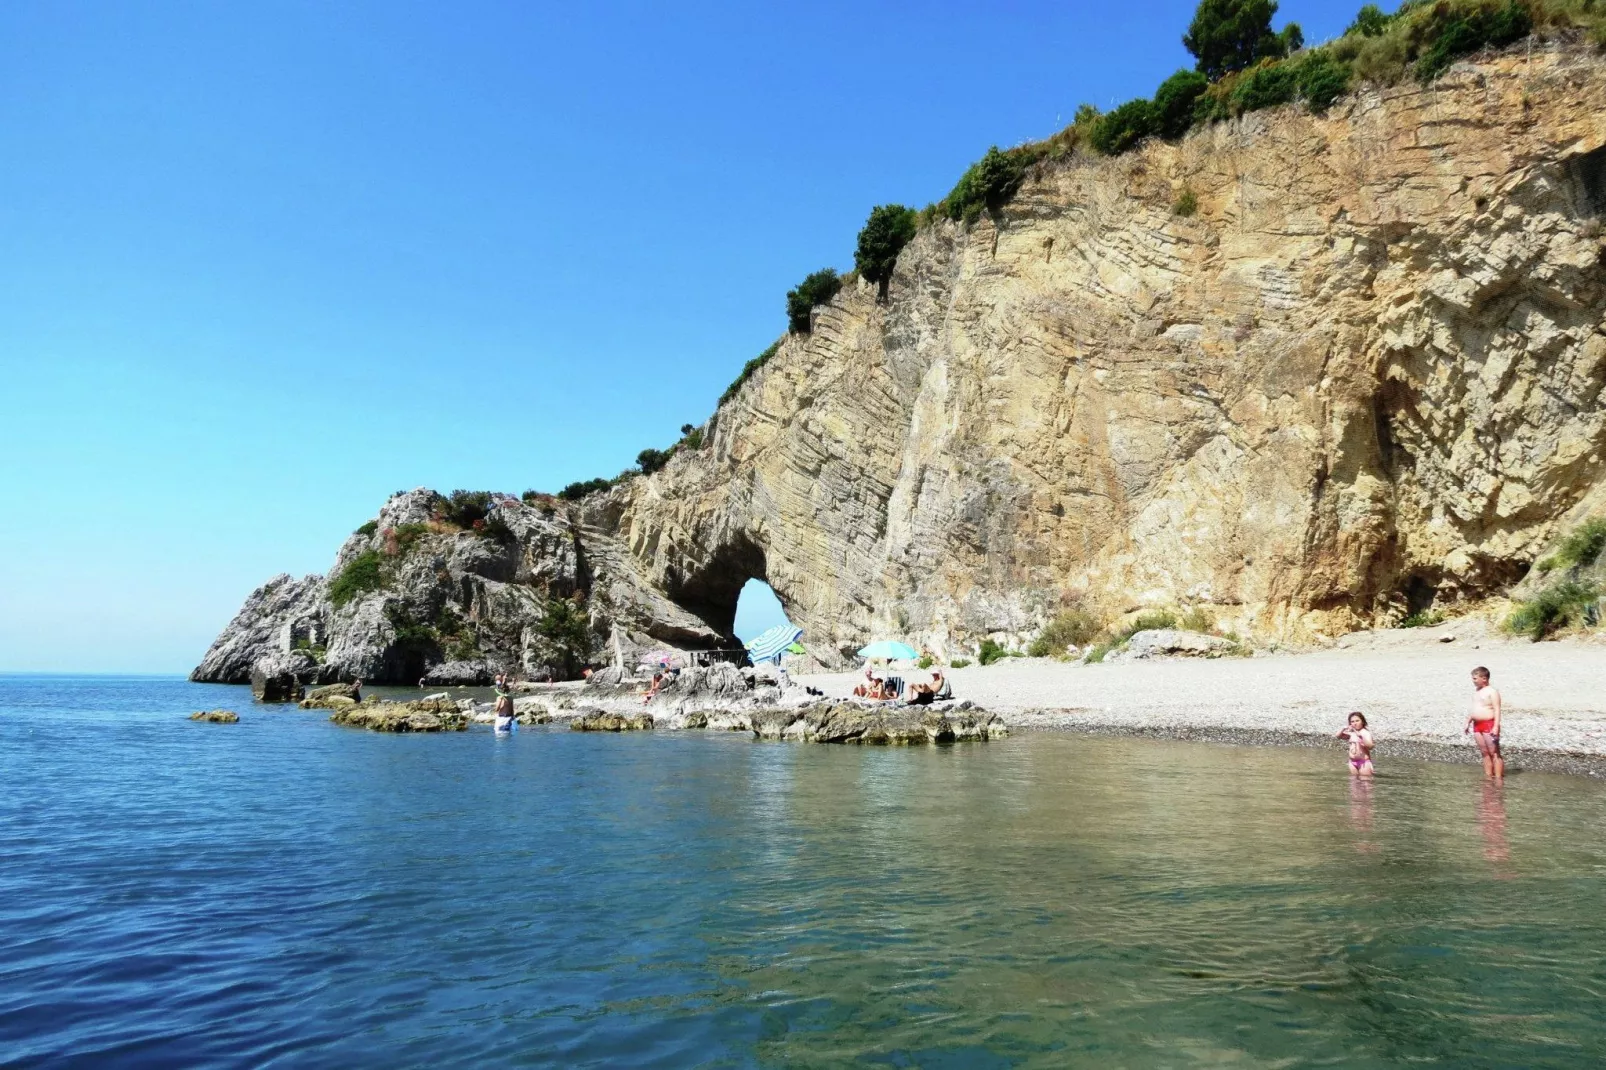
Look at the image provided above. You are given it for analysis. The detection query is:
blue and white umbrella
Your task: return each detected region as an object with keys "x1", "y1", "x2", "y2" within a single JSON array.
[{"x1": 746, "y1": 623, "x2": 803, "y2": 663}]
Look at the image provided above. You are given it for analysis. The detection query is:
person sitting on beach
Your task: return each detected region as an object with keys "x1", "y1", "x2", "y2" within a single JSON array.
[
  {"x1": 853, "y1": 667, "x2": 878, "y2": 698},
  {"x1": 1336, "y1": 712, "x2": 1374, "y2": 776},
  {"x1": 907, "y1": 670, "x2": 951, "y2": 706},
  {"x1": 1464, "y1": 666, "x2": 1504, "y2": 779}
]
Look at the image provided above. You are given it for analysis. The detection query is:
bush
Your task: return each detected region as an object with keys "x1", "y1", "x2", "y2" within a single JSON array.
[
  {"x1": 1173, "y1": 189, "x2": 1199, "y2": 217},
  {"x1": 1090, "y1": 98, "x2": 1158, "y2": 156},
  {"x1": 1027, "y1": 609, "x2": 1103, "y2": 657},
  {"x1": 1296, "y1": 51, "x2": 1352, "y2": 112},
  {"x1": 917, "y1": 653, "x2": 934, "y2": 669},
  {"x1": 1346, "y1": 3, "x2": 1394, "y2": 37},
  {"x1": 720, "y1": 341, "x2": 781, "y2": 405},
  {"x1": 1230, "y1": 59, "x2": 1299, "y2": 114},
  {"x1": 1183, "y1": 0, "x2": 1294, "y2": 79},
  {"x1": 1400, "y1": 609, "x2": 1447, "y2": 628},
  {"x1": 1154, "y1": 68, "x2": 1210, "y2": 138},
  {"x1": 355, "y1": 520, "x2": 378, "y2": 537},
  {"x1": 1413, "y1": 1, "x2": 1532, "y2": 82},
  {"x1": 1178, "y1": 605, "x2": 1214, "y2": 632},
  {"x1": 949, "y1": 658, "x2": 971, "y2": 669},
  {"x1": 437, "y1": 490, "x2": 493, "y2": 529},
  {"x1": 384, "y1": 522, "x2": 431, "y2": 556},
  {"x1": 1541, "y1": 516, "x2": 1606, "y2": 573},
  {"x1": 329, "y1": 550, "x2": 386, "y2": 608},
  {"x1": 558, "y1": 478, "x2": 612, "y2": 501},
  {"x1": 786, "y1": 269, "x2": 842, "y2": 333},
  {"x1": 943, "y1": 146, "x2": 1030, "y2": 223},
  {"x1": 536, "y1": 597, "x2": 593, "y2": 679},
  {"x1": 855, "y1": 204, "x2": 919, "y2": 300},
  {"x1": 1506, "y1": 580, "x2": 1599, "y2": 640},
  {"x1": 682, "y1": 427, "x2": 704, "y2": 450},
  {"x1": 637, "y1": 447, "x2": 670, "y2": 474},
  {"x1": 978, "y1": 639, "x2": 1006, "y2": 666},
  {"x1": 1124, "y1": 609, "x2": 1180, "y2": 637}
]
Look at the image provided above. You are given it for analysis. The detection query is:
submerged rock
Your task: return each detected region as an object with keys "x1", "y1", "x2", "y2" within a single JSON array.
[
  {"x1": 571, "y1": 708, "x2": 654, "y2": 732},
  {"x1": 752, "y1": 703, "x2": 1006, "y2": 744},
  {"x1": 189, "y1": 709, "x2": 240, "y2": 724},
  {"x1": 330, "y1": 699, "x2": 468, "y2": 733}
]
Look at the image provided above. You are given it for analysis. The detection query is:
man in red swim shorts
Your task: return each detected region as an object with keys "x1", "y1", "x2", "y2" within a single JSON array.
[{"x1": 1463, "y1": 666, "x2": 1503, "y2": 779}]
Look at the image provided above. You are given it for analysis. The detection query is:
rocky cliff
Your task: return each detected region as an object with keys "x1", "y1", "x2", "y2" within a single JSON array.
[{"x1": 195, "y1": 44, "x2": 1606, "y2": 684}]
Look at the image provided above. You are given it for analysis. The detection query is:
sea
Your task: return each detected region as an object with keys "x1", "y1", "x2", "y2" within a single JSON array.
[{"x1": 2, "y1": 674, "x2": 1605, "y2": 1068}]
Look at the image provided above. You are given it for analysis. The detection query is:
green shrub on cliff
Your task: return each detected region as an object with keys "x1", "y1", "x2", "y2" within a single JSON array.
[
  {"x1": 1154, "y1": 68, "x2": 1211, "y2": 138},
  {"x1": 1028, "y1": 608, "x2": 1103, "y2": 657},
  {"x1": 720, "y1": 341, "x2": 781, "y2": 405},
  {"x1": 1090, "y1": 98, "x2": 1159, "y2": 155},
  {"x1": 558, "y1": 478, "x2": 612, "y2": 501},
  {"x1": 941, "y1": 147, "x2": 1030, "y2": 224},
  {"x1": 854, "y1": 204, "x2": 918, "y2": 300},
  {"x1": 637, "y1": 447, "x2": 671, "y2": 475},
  {"x1": 1506, "y1": 580, "x2": 1600, "y2": 639},
  {"x1": 1536, "y1": 516, "x2": 1606, "y2": 573},
  {"x1": 355, "y1": 520, "x2": 378, "y2": 537},
  {"x1": 329, "y1": 550, "x2": 387, "y2": 607},
  {"x1": 786, "y1": 269, "x2": 842, "y2": 333},
  {"x1": 536, "y1": 596, "x2": 593, "y2": 679}
]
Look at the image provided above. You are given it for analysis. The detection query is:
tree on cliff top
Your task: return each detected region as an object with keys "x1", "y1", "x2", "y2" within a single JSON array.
[
  {"x1": 786, "y1": 269, "x2": 842, "y2": 333},
  {"x1": 854, "y1": 205, "x2": 918, "y2": 301},
  {"x1": 1183, "y1": 0, "x2": 1301, "y2": 79}
]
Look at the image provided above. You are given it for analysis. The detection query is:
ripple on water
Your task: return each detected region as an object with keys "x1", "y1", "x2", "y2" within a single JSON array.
[{"x1": 2, "y1": 676, "x2": 1605, "y2": 1067}]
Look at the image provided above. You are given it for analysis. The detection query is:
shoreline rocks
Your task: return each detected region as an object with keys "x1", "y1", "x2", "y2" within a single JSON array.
[
  {"x1": 751, "y1": 702, "x2": 1007, "y2": 745},
  {"x1": 571, "y1": 709, "x2": 654, "y2": 732},
  {"x1": 331, "y1": 698, "x2": 468, "y2": 733},
  {"x1": 189, "y1": 709, "x2": 240, "y2": 724}
]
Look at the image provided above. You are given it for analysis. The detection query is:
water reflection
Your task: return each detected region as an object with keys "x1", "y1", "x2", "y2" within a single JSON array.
[
  {"x1": 1478, "y1": 780, "x2": 1511, "y2": 871},
  {"x1": 1348, "y1": 776, "x2": 1379, "y2": 855}
]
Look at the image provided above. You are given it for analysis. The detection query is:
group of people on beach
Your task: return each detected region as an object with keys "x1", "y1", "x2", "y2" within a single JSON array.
[
  {"x1": 851, "y1": 666, "x2": 952, "y2": 705},
  {"x1": 1335, "y1": 665, "x2": 1504, "y2": 779}
]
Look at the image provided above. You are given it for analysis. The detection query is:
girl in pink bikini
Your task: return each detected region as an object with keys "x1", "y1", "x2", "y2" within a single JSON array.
[{"x1": 1337, "y1": 712, "x2": 1374, "y2": 776}]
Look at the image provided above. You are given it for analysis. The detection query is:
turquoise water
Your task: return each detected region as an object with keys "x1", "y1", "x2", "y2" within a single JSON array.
[{"x1": 2, "y1": 676, "x2": 1605, "y2": 1068}]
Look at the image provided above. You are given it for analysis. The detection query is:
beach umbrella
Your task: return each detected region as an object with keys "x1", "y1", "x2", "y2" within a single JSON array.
[
  {"x1": 857, "y1": 640, "x2": 919, "y2": 661},
  {"x1": 746, "y1": 623, "x2": 803, "y2": 663}
]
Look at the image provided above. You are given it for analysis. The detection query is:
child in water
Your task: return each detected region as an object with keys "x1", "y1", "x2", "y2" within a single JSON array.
[{"x1": 1336, "y1": 712, "x2": 1374, "y2": 776}]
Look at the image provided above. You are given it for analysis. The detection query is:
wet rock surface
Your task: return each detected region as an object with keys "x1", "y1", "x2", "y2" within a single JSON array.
[
  {"x1": 251, "y1": 652, "x2": 314, "y2": 703},
  {"x1": 189, "y1": 710, "x2": 240, "y2": 724},
  {"x1": 570, "y1": 709, "x2": 655, "y2": 732},
  {"x1": 330, "y1": 699, "x2": 469, "y2": 733}
]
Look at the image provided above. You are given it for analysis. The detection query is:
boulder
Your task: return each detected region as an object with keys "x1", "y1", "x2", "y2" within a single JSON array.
[
  {"x1": 189, "y1": 709, "x2": 240, "y2": 724},
  {"x1": 1122, "y1": 629, "x2": 1239, "y2": 660},
  {"x1": 330, "y1": 699, "x2": 468, "y2": 733},
  {"x1": 422, "y1": 660, "x2": 496, "y2": 686},
  {"x1": 571, "y1": 708, "x2": 654, "y2": 732},
  {"x1": 250, "y1": 651, "x2": 315, "y2": 703},
  {"x1": 299, "y1": 682, "x2": 359, "y2": 709},
  {"x1": 585, "y1": 666, "x2": 626, "y2": 689}
]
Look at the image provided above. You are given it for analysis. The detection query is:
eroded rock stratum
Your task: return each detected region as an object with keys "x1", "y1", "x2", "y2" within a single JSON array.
[{"x1": 195, "y1": 47, "x2": 1606, "y2": 684}]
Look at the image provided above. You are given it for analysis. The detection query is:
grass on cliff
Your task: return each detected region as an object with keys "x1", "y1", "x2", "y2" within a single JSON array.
[
  {"x1": 329, "y1": 550, "x2": 387, "y2": 608},
  {"x1": 1506, "y1": 580, "x2": 1601, "y2": 639},
  {"x1": 1535, "y1": 516, "x2": 1606, "y2": 573}
]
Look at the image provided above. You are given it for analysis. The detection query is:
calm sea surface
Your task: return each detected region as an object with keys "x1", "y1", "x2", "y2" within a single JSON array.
[{"x1": 2, "y1": 675, "x2": 1605, "y2": 1068}]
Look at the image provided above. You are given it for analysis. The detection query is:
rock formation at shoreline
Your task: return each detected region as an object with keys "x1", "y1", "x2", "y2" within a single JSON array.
[{"x1": 196, "y1": 45, "x2": 1606, "y2": 683}]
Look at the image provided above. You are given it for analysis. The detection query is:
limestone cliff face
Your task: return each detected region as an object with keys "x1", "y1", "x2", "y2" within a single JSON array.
[
  {"x1": 197, "y1": 45, "x2": 1606, "y2": 680},
  {"x1": 606, "y1": 45, "x2": 1606, "y2": 657}
]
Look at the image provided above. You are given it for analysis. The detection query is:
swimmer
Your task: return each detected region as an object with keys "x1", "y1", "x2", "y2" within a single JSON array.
[{"x1": 1336, "y1": 712, "x2": 1374, "y2": 776}]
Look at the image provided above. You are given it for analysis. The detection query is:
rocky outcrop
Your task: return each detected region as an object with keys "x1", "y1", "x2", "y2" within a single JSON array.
[
  {"x1": 250, "y1": 652, "x2": 314, "y2": 703},
  {"x1": 752, "y1": 702, "x2": 1006, "y2": 744},
  {"x1": 330, "y1": 699, "x2": 468, "y2": 732},
  {"x1": 1114, "y1": 629, "x2": 1242, "y2": 660},
  {"x1": 299, "y1": 682, "x2": 359, "y2": 709},
  {"x1": 197, "y1": 46, "x2": 1606, "y2": 677},
  {"x1": 189, "y1": 709, "x2": 239, "y2": 723},
  {"x1": 571, "y1": 709, "x2": 655, "y2": 731}
]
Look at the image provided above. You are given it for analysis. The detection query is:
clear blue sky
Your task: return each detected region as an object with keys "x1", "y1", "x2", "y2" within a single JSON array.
[{"x1": 0, "y1": 0, "x2": 1365, "y2": 672}]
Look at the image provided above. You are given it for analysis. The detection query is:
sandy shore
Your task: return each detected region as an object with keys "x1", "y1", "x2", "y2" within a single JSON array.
[{"x1": 795, "y1": 620, "x2": 1606, "y2": 776}]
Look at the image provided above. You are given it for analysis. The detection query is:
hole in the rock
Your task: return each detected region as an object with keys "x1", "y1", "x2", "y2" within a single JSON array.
[{"x1": 734, "y1": 579, "x2": 794, "y2": 644}]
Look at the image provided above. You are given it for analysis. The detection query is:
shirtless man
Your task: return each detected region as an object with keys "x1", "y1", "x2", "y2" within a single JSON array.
[{"x1": 1464, "y1": 666, "x2": 1504, "y2": 779}]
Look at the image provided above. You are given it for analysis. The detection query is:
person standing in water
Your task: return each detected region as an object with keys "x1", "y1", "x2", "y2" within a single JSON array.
[
  {"x1": 1336, "y1": 712, "x2": 1374, "y2": 776},
  {"x1": 1464, "y1": 666, "x2": 1503, "y2": 779},
  {"x1": 493, "y1": 673, "x2": 515, "y2": 733}
]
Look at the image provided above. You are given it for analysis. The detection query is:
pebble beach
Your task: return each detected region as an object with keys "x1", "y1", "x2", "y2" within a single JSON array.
[{"x1": 796, "y1": 620, "x2": 1606, "y2": 776}]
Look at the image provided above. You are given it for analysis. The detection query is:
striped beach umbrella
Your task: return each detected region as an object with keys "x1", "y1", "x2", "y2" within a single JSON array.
[{"x1": 746, "y1": 623, "x2": 803, "y2": 664}]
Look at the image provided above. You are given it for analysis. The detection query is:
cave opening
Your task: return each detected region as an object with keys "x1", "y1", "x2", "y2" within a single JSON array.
[
  {"x1": 733, "y1": 579, "x2": 794, "y2": 644},
  {"x1": 665, "y1": 533, "x2": 777, "y2": 642}
]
